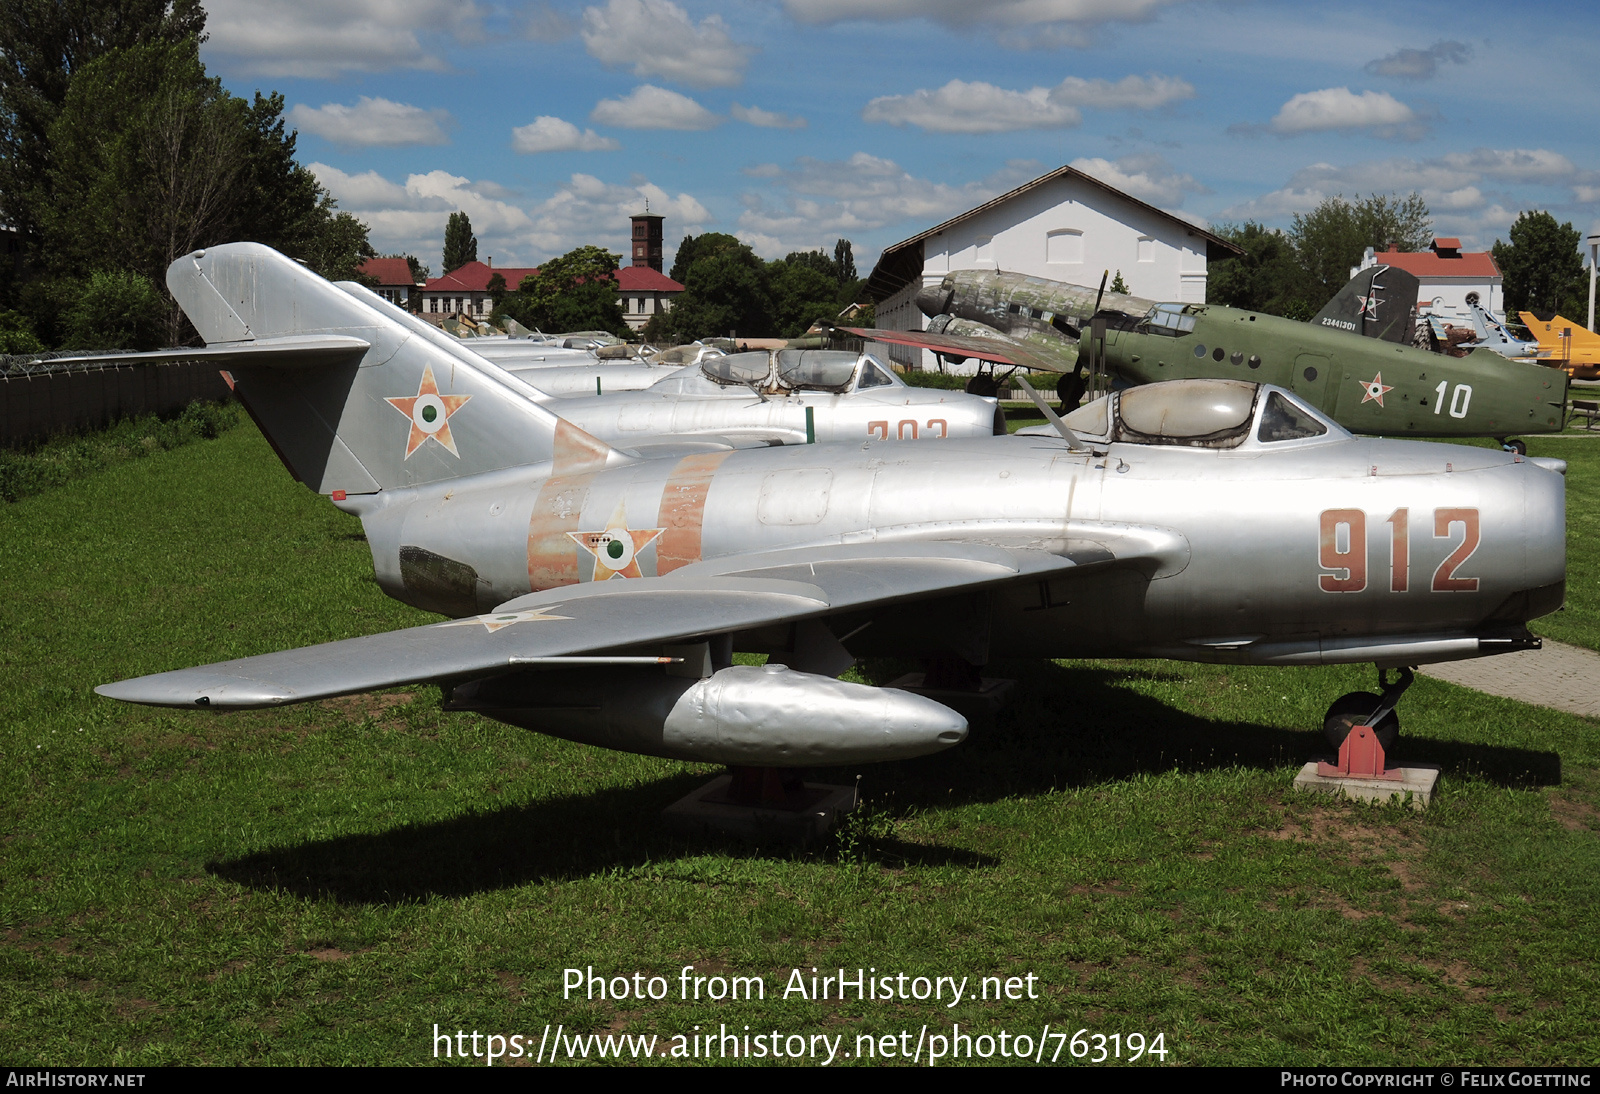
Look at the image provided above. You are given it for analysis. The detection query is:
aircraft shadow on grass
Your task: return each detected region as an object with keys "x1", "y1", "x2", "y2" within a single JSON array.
[{"x1": 206, "y1": 662, "x2": 1559, "y2": 905}]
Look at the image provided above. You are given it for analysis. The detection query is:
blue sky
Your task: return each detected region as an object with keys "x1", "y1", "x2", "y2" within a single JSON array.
[{"x1": 197, "y1": 0, "x2": 1600, "y2": 278}]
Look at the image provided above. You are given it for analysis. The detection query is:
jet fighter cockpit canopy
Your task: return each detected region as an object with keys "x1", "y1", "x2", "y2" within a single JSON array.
[
  {"x1": 1050, "y1": 379, "x2": 1334, "y2": 450},
  {"x1": 701, "y1": 349, "x2": 901, "y2": 394}
]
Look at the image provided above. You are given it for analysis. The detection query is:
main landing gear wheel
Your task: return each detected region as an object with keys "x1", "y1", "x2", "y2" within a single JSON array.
[
  {"x1": 1321, "y1": 666, "x2": 1413, "y2": 752},
  {"x1": 1323, "y1": 692, "x2": 1399, "y2": 752},
  {"x1": 1498, "y1": 437, "x2": 1528, "y2": 456},
  {"x1": 1056, "y1": 370, "x2": 1087, "y2": 412},
  {"x1": 965, "y1": 375, "x2": 999, "y2": 397}
]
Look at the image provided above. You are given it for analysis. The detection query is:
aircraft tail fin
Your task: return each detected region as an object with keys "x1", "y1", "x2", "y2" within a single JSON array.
[
  {"x1": 167, "y1": 243, "x2": 625, "y2": 496},
  {"x1": 1521, "y1": 312, "x2": 1600, "y2": 354},
  {"x1": 1312, "y1": 264, "x2": 1420, "y2": 343}
]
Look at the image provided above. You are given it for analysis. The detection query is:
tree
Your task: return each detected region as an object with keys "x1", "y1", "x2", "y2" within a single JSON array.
[
  {"x1": 0, "y1": 0, "x2": 207, "y2": 253},
  {"x1": 494, "y1": 245, "x2": 630, "y2": 337},
  {"x1": 1108, "y1": 270, "x2": 1130, "y2": 295},
  {"x1": 0, "y1": 310, "x2": 44, "y2": 355},
  {"x1": 443, "y1": 212, "x2": 477, "y2": 274},
  {"x1": 1206, "y1": 221, "x2": 1316, "y2": 318},
  {"x1": 654, "y1": 237, "x2": 774, "y2": 341},
  {"x1": 61, "y1": 270, "x2": 164, "y2": 350},
  {"x1": 37, "y1": 38, "x2": 371, "y2": 342},
  {"x1": 1289, "y1": 192, "x2": 1432, "y2": 310},
  {"x1": 768, "y1": 259, "x2": 840, "y2": 337},
  {"x1": 1493, "y1": 211, "x2": 1587, "y2": 317},
  {"x1": 834, "y1": 239, "x2": 856, "y2": 285}
]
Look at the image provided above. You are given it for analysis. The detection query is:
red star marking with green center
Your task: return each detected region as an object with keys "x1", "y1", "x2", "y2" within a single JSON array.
[
  {"x1": 1357, "y1": 372, "x2": 1394, "y2": 407},
  {"x1": 385, "y1": 364, "x2": 471, "y2": 458}
]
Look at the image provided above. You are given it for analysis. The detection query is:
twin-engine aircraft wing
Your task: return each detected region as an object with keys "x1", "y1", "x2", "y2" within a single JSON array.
[
  {"x1": 835, "y1": 326, "x2": 1068, "y2": 373},
  {"x1": 96, "y1": 531, "x2": 1184, "y2": 709}
]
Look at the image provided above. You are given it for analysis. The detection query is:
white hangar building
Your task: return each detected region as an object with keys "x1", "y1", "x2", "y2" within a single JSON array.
[{"x1": 865, "y1": 164, "x2": 1242, "y2": 370}]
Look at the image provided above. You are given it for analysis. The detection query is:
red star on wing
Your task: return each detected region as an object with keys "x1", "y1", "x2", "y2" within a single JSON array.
[
  {"x1": 385, "y1": 364, "x2": 471, "y2": 458},
  {"x1": 1357, "y1": 372, "x2": 1393, "y2": 407}
]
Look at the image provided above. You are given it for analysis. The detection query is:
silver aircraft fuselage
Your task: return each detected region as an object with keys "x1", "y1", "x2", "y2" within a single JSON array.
[{"x1": 353, "y1": 384, "x2": 1563, "y2": 667}]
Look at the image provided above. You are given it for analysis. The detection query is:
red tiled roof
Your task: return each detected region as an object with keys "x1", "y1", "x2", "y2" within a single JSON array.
[
  {"x1": 617, "y1": 266, "x2": 683, "y2": 292},
  {"x1": 1432, "y1": 237, "x2": 1462, "y2": 251},
  {"x1": 426, "y1": 261, "x2": 684, "y2": 294},
  {"x1": 1375, "y1": 246, "x2": 1499, "y2": 279},
  {"x1": 427, "y1": 261, "x2": 540, "y2": 292},
  {"x1": 360, "y1": 257, "x2": 418, "y2": 287}
]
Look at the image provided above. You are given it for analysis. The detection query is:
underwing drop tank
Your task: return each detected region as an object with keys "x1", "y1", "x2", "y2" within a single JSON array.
[{"x1": 449, "y1": 663, "x2": 968, "y2": 766}]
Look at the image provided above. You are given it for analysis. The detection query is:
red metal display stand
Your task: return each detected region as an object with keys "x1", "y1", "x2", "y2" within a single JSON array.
[{"x1": 1316, "y1": 725, "x2": 1402, "y2": 781}]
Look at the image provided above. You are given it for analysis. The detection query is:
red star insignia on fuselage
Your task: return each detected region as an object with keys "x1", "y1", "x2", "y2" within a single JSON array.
[
  {"x1": 568, "y1": 501, "x2": 663, "y2": 581},
  {"x1": 1356, "y1": 294, "x2": 1382, "y2": 319},
  {"x1": 1357, "y1": 372, "x2": 1393, "y2": 407},
  {"x1": 385, "y1": 364, "x2": 471, "y2": 458}
]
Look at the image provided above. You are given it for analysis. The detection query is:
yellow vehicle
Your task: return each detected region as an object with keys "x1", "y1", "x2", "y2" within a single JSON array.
[{"x1": 1520, "y1": 312, "x2": 1600, "y2": 379}]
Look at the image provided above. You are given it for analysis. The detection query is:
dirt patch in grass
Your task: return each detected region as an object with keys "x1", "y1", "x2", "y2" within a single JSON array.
[
  {"x1": 1548, "y1": 793, "x2": 1599, "y2": 832},
  {"x1": 306, "y1": 946, "x2": 352, "y2": 962}
]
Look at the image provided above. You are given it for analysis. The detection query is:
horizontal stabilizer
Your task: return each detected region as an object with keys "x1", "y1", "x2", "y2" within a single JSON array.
[{"x1": 22, "y1": 337, "x2": 371, "y2": 372}]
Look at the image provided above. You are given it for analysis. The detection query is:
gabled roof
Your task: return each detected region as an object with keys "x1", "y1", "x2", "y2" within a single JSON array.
[
  {"x1": 865, "y1": 163, "x2": 1244, "y2": 301},
  {"x1": 426, "y1": 261, "x2": 540, "y2": 293},
  {"x1": 359, "y1": 257, "x2": 418, "y2": 288},
  {"x1": 616, "y1": 266, "x2": 683, "y2": 292},
  {"x1": 426, "y1": 261, "x2": 684, "y2": 294},
  {"x1": 1375, "y1": 245, "x2": 1499, "y2": 280}
]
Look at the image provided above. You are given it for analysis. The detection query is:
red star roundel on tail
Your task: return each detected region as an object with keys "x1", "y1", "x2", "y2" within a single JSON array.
[
  {"x1": 386, "y1": 364, "x2": 471, "y2": 458},
  {"x1": 1356, "y1": 372, "x2": 1393, "y2": 407}
]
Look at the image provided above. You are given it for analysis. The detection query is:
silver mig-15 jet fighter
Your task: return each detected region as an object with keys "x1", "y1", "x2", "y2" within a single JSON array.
[
  {"x1": 98, "y1": 244, "x2": 1566, "y2": 777},
  {"x1": 334, "y1": 282, "x2": 1003, "y2": 451}
]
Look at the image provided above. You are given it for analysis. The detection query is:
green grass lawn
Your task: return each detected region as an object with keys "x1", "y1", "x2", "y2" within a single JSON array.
[{"x1": 2, "y1": 417, "x2": 1597, "y2": 1066}]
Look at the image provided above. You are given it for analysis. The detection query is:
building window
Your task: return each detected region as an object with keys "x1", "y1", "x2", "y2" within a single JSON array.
[
  {"x1": 1046, "y1": 229, "x2": 1084, "y2": 264},
  {"x1": 1137, "y1": 236, "x2": 1154, "y2": 263},
  {"x1": 429, "y1": 297, "x2": 437, "y2": 313},
  {"x1": 974, "y1": 235, "x2": 994, "y2": 266}
]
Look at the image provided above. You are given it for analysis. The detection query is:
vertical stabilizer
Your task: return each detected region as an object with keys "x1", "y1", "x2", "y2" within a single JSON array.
[
  {"x1": 167, "y1": 244, "x2": 624, "y2": 495},
  {"x1": 1313, "y1": 264, "x2": 1421, "y2": 343}
]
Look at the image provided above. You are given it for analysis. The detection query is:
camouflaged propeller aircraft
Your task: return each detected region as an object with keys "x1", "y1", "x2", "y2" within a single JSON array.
[
  {"x1": 97, "y1": 243, "x2": 1566, "y2": 777},
  {"x1": 848, "y1": 268, "x2": 1569, "y2": 455}
]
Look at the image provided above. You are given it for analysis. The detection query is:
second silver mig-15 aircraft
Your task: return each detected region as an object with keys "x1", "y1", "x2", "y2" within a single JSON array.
[
  {"x1": 336, "y1": 282, "x2": 1004, "y2": 451},
  {"x1": 98, "y1": 244, "x2": 1565, "y2": 779},
  {"x1": 851, "y1": 268, "x2": 1569, "y2": 454}
]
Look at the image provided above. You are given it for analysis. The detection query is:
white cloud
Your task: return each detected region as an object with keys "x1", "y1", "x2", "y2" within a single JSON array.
[
  {"x1": 581, "y1": 0, "x2": 752, "y2": 89},
  {"x1": 864, "y1": 80, "x2": 1079, "y2": 133},
  {"x1": 1439, "y1": 148, "x2": 1576, "y2": 182},
  {"x1": 522, "y1": 2, "x2": 576, "y2": 40},
  {"x1": 288, "y1": 97, "x2": 452, "y2": 147},
  {"x1": 204, "y1": 0, "x2": 484, "y2": 77},
  {"x1": 1069, "y1": 154, "x2": 1206, "y2": 207},
  {"x1": 591, "y1": 85, "x2": 721, "y2": 130},
  {"x1": 511, "y1": 116, "x2": 622, "y2": 153},
  {"x1": 863, "y1": 74, "x2": 1190, "y2": 134},
  {"x1": 731, "y1": 103, "x2": 807, "y2": 129},
  {"x1": 310, "y1": 162, "x2": 711, "y2": 267},
  {"x1": 1215, "y1": 149, "x2": 1586, "y2": 250},
  {"x1": 736, "y1": 154, "x2": 1040, "y2": 256},
  {"x1": 1365, "y1": 40, "x2": 1470, "y2": 80},
  {"x1": 1267, "y1": 87, "x2": 1422, "y2": 137},
  {"x1": 783, "y1": 0, "x2": 1193, "y2": 48}
]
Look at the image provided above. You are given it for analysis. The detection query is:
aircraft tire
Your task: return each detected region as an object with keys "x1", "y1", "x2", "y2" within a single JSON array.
[
  {"x1": 1323, "y1": 691, "x2": 1399, "y2": 752},
  {"x1": 1056, "y1": 372, "x2": 1087, "y2": 411},
  {"x1": 965, "y1": 376, "x2": 999, "y2": 398},
  {"x1": 1505, "y1": 439, "x2": 1528, "y2": 456}
]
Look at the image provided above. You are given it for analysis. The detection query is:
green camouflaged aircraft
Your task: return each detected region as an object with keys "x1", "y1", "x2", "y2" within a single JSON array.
[{"x1": 845, "y1": 268, "x2": 1568, "y2": 453}]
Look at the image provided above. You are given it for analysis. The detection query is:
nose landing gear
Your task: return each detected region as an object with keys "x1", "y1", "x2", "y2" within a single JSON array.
[
  {"x1": 1322, "y1": 666, "x2": 1412, "y2": 753},
  {"x1": 1497, "y1": 437, "x2": 1528, "y2": 456}
]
